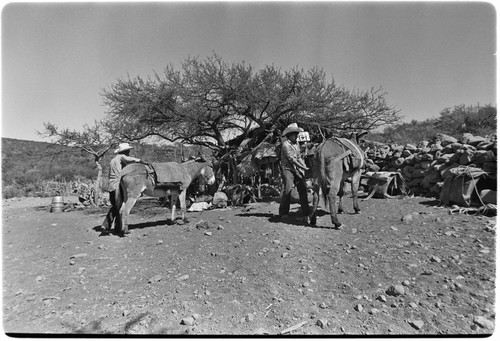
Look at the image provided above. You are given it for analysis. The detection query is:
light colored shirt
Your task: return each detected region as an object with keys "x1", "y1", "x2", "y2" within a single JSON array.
[
  {"x1": 280, "y1": 139, "x2": 304, "y2": 172},
  {"x1": 108, "y1": 154, "x2": 141, "y2": 190}
]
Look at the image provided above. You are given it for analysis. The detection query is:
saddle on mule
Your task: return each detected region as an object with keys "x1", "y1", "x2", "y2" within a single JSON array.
[
  {"x1": 115, "y1": 159, "x2": 215, "y2": 235},
  {"x1": 143, "y1": 163, "x2": 183, "y2": 191}
]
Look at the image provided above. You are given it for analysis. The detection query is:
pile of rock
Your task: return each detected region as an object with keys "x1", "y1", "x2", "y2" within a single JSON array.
[{"x1": 361, "y1": 133, "x2": 497, "y2": 199}]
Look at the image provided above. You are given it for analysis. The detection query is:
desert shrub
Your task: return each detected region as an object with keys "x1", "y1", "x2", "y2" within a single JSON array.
[
  {"x1": 23, "y1": 183, "x2": 38, "y2": 197},
  {"x1": 2, "y1": 185, "x2": 24, "y2": 199},
  {"x1": 369, "y1": 104, "x2": 496, "y2": 144},
  {"x1": 2, "y1": 138, "x2": 97, "y2": 198},
  {"x1": 436, "y1": 104, "x2": 496, "y2": 137}
]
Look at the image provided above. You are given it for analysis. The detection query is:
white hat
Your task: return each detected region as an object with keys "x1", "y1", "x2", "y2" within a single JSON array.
[
  {"x1": 114, "y1": 142, "x2": 134, "y2": 154},
  {"x1": 282, "y1": 123, "x2": 304, "y2": 136}
]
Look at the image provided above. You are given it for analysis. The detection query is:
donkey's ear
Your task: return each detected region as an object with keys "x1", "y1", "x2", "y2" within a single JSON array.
[
  {"x1": 195, "y1": 155, "x2": 206, "y2": 162},
  {"x1": 356, "y1": 131, "x2": 369, "y2": 143}
]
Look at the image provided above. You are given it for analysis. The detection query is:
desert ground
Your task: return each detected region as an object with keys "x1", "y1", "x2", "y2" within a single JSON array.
[{"x1": 2, "y1": 194, "x2": 496, "y2": 335}]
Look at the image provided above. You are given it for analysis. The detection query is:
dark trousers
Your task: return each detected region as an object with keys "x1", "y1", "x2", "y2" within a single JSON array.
[
  {"x1": 279, "y1": 168, "x2": 310, "y2": 217},
  {"x1": 102, "y1": 190, "x2": 118, "y2": 230}
]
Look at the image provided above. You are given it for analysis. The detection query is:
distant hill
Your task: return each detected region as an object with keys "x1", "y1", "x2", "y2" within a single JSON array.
[
  {"x1": 1, "y1": 137, "x2": 204, "y2": 198},
  {"x1": 2, "y1": 137, "x2": 96, "y2": 184}
]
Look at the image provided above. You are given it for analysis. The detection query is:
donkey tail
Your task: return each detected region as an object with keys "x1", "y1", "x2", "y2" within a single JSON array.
[{"x1": 317, "y1": 142, "x2": 329, "y2": 204}]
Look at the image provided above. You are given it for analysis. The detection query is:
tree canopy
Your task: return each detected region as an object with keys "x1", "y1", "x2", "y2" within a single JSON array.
[
  {"x1": 40, "y1": 121, "x2": 114, "y2": 158},
  {"x1": 101, "y1": 53, "x2": 401, "y2": 153}
]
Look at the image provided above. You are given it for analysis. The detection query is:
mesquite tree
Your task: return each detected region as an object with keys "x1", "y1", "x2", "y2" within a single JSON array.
[
  {"x1": 100, "y1": 53, "x2": 401, "y2": 184},
  {"x1": 101, "y1": 53, "x2": 400, "y2": 150},
  {"x1": 101, "y1": 55, "x2": 252, "y2": 153}
]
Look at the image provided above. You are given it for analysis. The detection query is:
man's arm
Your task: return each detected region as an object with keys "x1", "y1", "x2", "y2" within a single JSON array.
[
  {"x1": 121, "y1": 155, "x2": 142, "y2": 164},
  {"x1": 282, "y1": 143, "x2": 308, "y2": 171}
]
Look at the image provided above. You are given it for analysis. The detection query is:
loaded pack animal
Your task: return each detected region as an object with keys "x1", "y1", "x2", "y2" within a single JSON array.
[
  {"x1": 308, "y1": 134, "x2": 366, "y2": 228},
  {"x1": 114, "y1": 157, "x2": 215, "y2": 235}
]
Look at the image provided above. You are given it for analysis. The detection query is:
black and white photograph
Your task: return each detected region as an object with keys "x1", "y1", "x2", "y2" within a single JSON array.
[{"x1": 1, "y1": 0, "x2": 496, "y2": 336}]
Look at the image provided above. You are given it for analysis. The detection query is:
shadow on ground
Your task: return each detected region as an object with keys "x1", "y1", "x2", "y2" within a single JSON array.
[
  {"x1": 92, "y1": 219, "x2": 172, "y2": 237},
  {"x1": 419, "y1": 199, "x2": 441, "y2": 207},
  {"x1": 237, "y1": 209, "x2": 344, "y2": 228}
]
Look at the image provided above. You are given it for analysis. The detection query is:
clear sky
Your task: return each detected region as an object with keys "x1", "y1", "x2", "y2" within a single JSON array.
[{"x1": 1, "y1": 1, "x2": 496, "y2": 142}]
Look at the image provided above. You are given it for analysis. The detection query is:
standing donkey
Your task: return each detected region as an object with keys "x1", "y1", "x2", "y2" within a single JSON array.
[
  {"x1": 309, "y1": 136, "x2": 365, "y2": 228},
  {"x1": 115, "y1": 157, "x2": 215, "y2": 235}
]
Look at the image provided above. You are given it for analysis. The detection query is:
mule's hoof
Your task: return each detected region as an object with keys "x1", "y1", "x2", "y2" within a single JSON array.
[
  {"x1": 295, "y1": 216, "x2": 308, "y2": 223},
  {"x1": 309, "y1": 217, "x2": 317, "y2": 226},
  {"x1": 332, "y1": 224, "x2": 343, "y2": 230}
]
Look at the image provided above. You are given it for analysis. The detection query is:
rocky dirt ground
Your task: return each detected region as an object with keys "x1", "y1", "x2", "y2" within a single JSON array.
[{"x1": 2, "y1": 194, "x2": 496, "y2": 336}]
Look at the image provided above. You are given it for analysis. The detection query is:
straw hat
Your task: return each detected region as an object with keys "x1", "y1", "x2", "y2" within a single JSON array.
[
  {"x1": 114, "y1": 142, "x2": 134, "y2": 154},
  {"x1": 282, "y1": 123, "x2": 304, "y2": 136}
]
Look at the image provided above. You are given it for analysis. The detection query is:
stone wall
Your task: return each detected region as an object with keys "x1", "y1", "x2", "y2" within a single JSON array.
[{"x1": 360, "y1": 133, "x2": 497, "y2": 199}]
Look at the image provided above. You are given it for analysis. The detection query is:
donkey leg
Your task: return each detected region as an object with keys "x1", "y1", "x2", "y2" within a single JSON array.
[
  {"x1": 118, "y1": 205, "x2": 128, "y2": 235},
  {"x1": 179, "y1": 191, "x2": 187, "y2": 222},
  {"x1": 119, "y1": 195, "x2": 138, "y2": 235},
  {"x1": 351, "y1": 171, "x2": 362, "y2": 214},
  {"x1": 170, "y1": 199, "x2": 177, "y2": 223},
  {"x1": 308, "y1": 181, "x2": 320, "y2": 226},
  {"x1": 337, "y1": 180, "x2": 345, "y2": 214},
  {"x1": 328, "y1": 178, "x2": 342, "y2": 228}
]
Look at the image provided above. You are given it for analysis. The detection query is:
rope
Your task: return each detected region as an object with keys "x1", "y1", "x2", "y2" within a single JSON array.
[
  {"x1": 477, "y1": 204, "x2": 497, "y2": 215},
  {"x1": 466, "y1": 166, "x2": 487, "y2": 207},
  {"x1": 331, "y1": 150, "x2": 352, "y2": 163}
]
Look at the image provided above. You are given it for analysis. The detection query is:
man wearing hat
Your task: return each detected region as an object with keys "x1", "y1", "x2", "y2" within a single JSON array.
[
  {"x1": 102, "y1": 142, "x2": 143, "y2": 233},
  {"x1": 279, "y1": 123, "x2": 310, "y2": 221}
]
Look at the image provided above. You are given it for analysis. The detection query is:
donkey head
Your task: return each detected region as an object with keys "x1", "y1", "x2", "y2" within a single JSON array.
[
  {"x1": 192, "y1": 154, "x2": 216, "y2": 186},
  {"x1": 198, "y1": 164, "x2": 216, "y2": 186}
]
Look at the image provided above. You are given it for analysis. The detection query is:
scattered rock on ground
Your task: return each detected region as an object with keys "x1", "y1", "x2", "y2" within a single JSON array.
[
  {"x1": 181, "y1": 316, "x2": 195, "y2": 326},
  {"x1": 473, "y1": 316, "x2": 494, "y2": 330},
  {"x1": 253, "y1": 327, "x2": 270, "y2": 335},
  {"x1": 386, "y1": 284, "x2": 405, "y2": 296},
  {"x1": 317, "y1": 319, "x2": 328, "y2": 329},
  {"x1": 408, "y1": 319, "x2": 425, "y2": 330},
  {"x1": 401, "y1": 214, "x2": 413, "y2": 224},
  {"x1": 3, "y1": 195, "x2": 496, "y2": 335},
  {"x1": 430, "y1": 255, "x2": 441, "y2": 263},
  {"x1": 148, "y1": 275, "x2": 162, "y2": 283}
]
